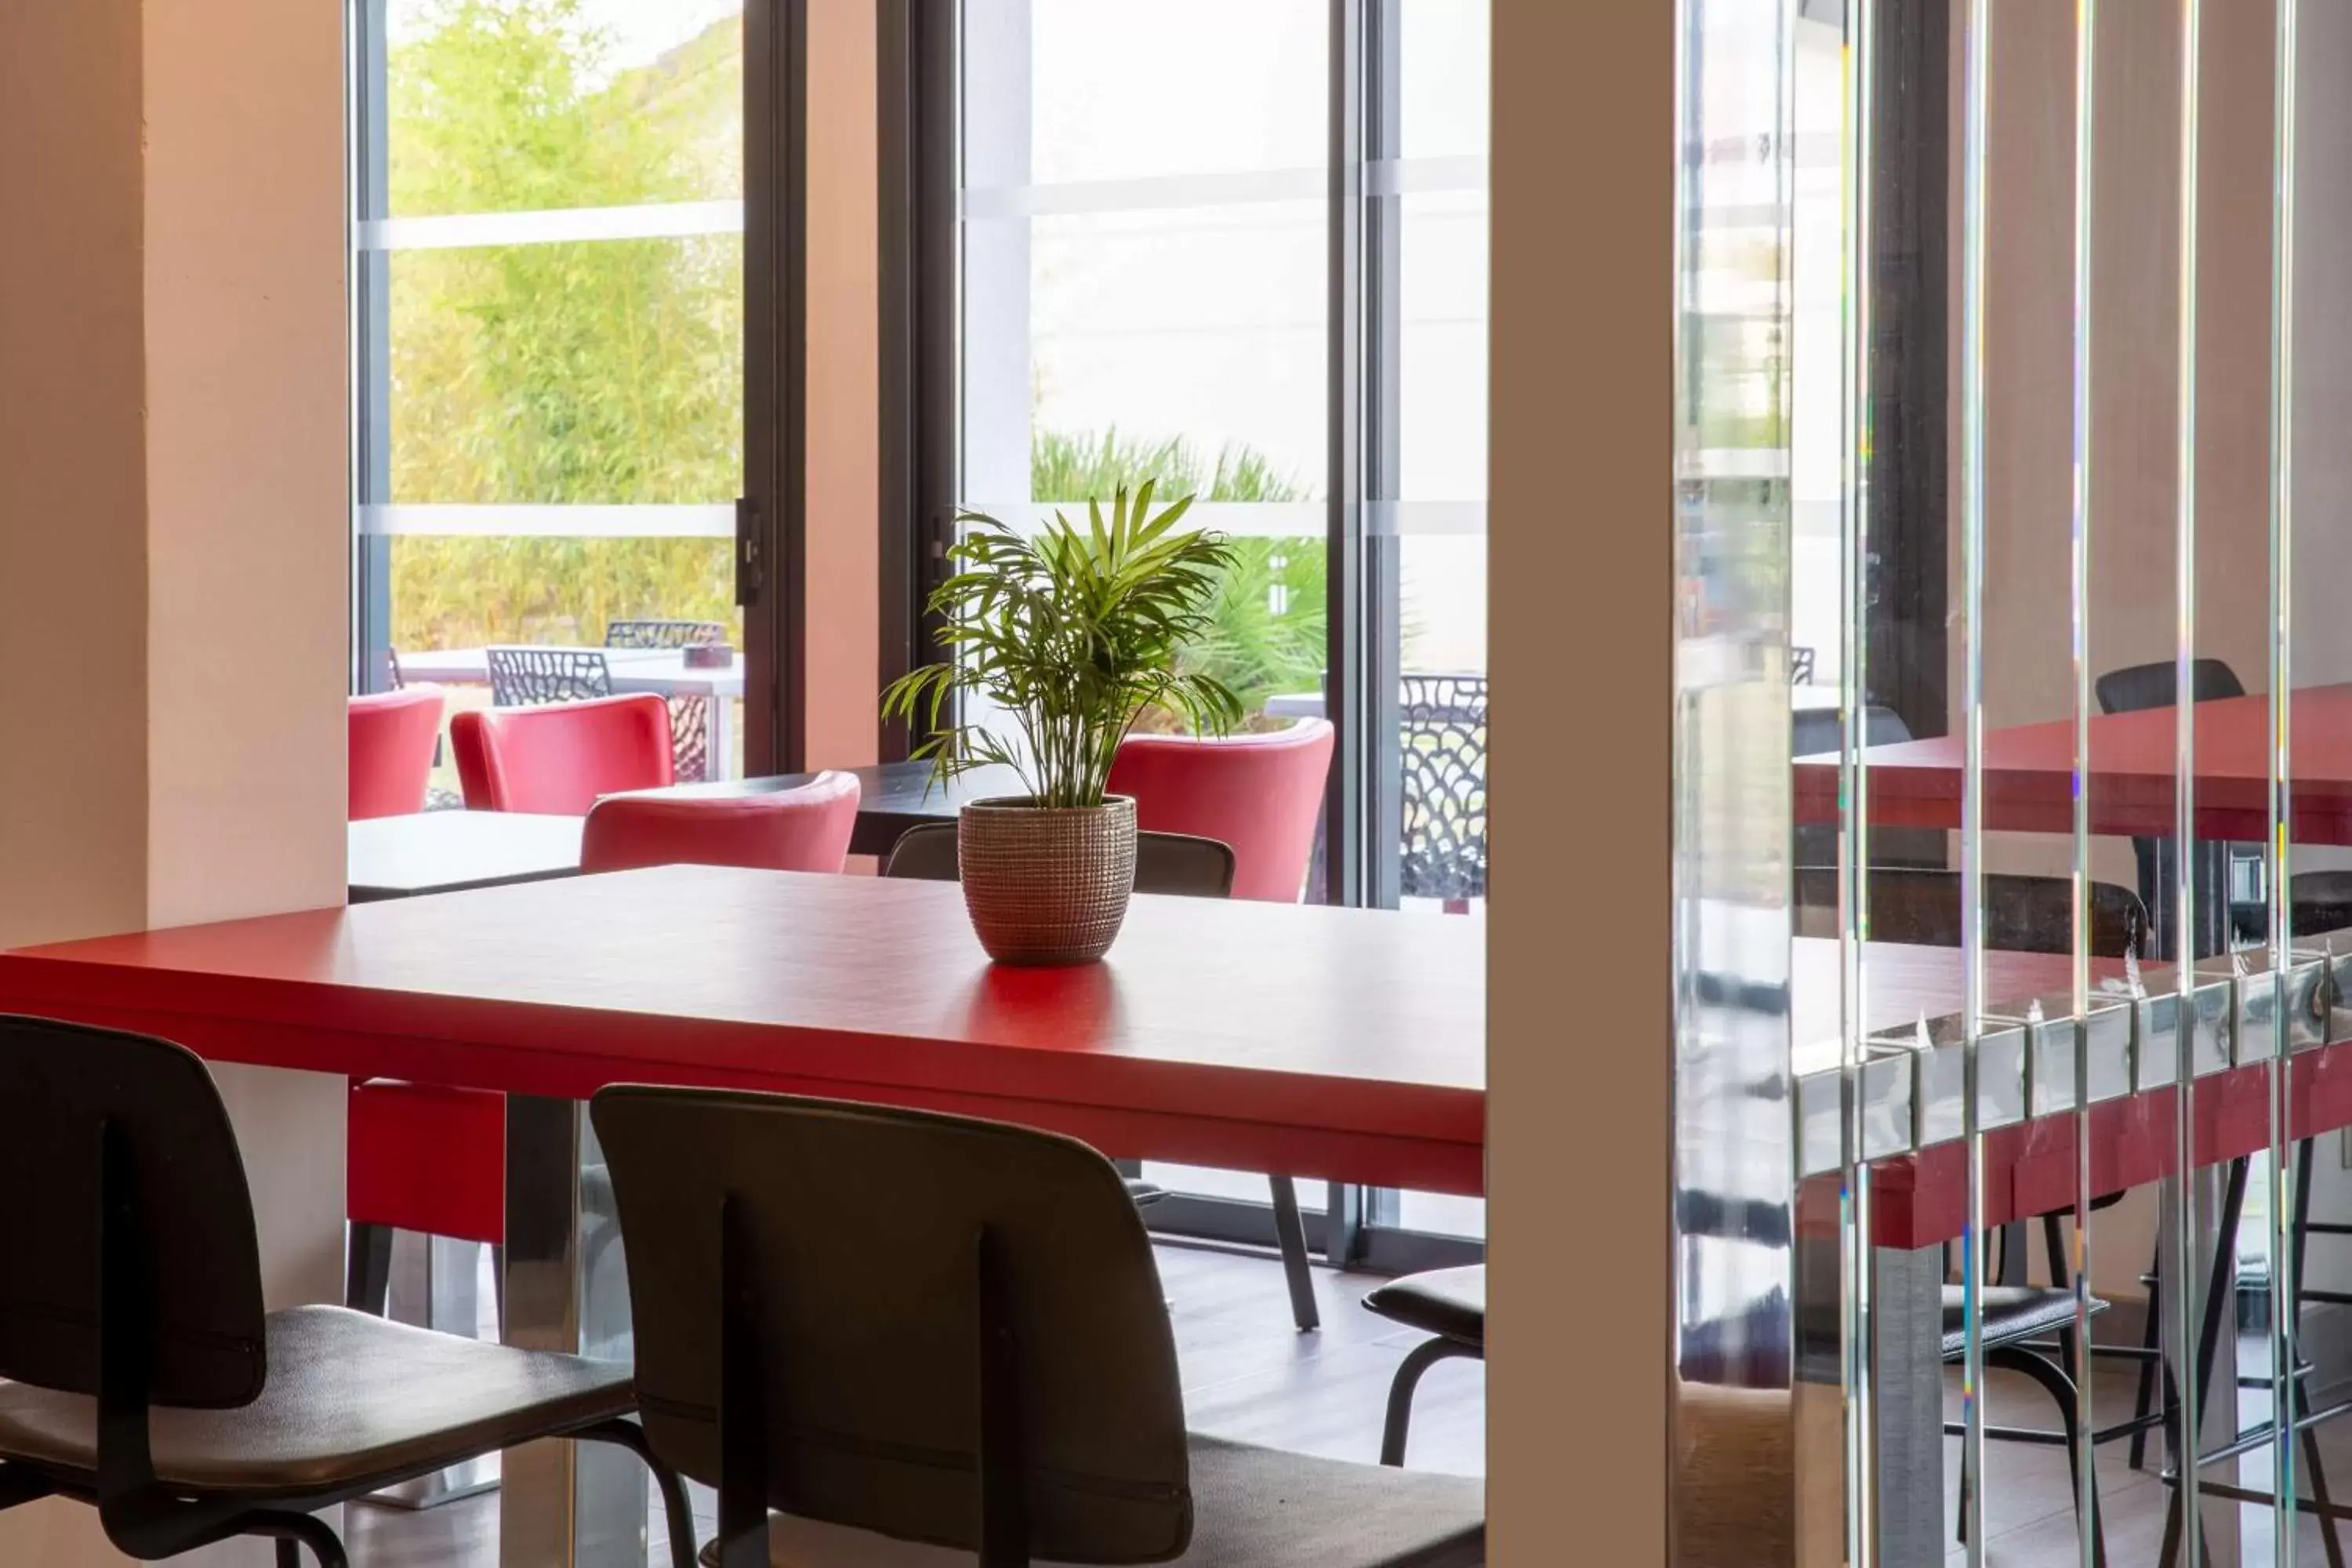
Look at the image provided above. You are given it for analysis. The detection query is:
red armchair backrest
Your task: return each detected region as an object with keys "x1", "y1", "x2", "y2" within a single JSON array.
[
  {"x1": 449, "y1": 695, "x2": 674, "y2": 815},
  {"x1": 347, "y1": 688, "x2": 446, "y2": 821},
  {"x1": 580, "y1": 772, "x2": 862, "y2": 875},
  {"x1": 1105, "y1": 719, "x2": 1336, "y2": 902}
]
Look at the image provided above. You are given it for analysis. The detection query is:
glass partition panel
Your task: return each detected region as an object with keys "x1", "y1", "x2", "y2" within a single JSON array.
[{"x1": 1681, "y1": 0, "x2": 2319, "y2": 1559}]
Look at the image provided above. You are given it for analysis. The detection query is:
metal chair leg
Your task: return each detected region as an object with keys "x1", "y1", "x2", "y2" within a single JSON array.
[
  {"x1": 345, "y1": 1222, "x2": 394, "y2": 1316},
  {"x1": 2131, "y1": 1242, "x2": 2164, "y2": 1472},
  {"x1": 249, "y1": 1513, "x2": 348, "y2": 1568},
  {"x1": 1983, "y1": 1345, "x2": 2106, "y2": 1566},
  {"x1": 1268, "y1": 1176, "x2": 1319, "y2": 1332},
  {"x1": 1381, "y1": 1338, "x2": 1479, "y2": 1467}
]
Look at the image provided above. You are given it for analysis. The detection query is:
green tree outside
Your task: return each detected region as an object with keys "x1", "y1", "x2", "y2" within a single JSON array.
[{"x1": 387, "y1": 0, "x2": 1329, "y2": 713}]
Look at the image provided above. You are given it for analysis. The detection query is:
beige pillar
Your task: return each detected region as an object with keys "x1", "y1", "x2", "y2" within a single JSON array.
[
  {"x1": 0, "y1": 0, "x2": 348, "y2": 1560},
  {"x1": 1489, "y1": 0, "x2": 1671, "y2": 1560}
]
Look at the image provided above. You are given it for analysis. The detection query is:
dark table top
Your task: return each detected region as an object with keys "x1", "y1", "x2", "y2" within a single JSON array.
[
  {"x1": 349, "y1": 764, "x2": 1020, "y2": 902},
  {"x1": 625, "y1": 759, "x2": 1023, "y2": 858},
  {"x1": 347, "y1": 811, "x2": 585, "y2": 902}
]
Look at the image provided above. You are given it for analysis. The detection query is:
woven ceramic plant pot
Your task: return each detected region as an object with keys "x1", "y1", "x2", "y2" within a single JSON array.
[{"x1": 956, "y1": 795, "x2": 1138, "y2": 964}]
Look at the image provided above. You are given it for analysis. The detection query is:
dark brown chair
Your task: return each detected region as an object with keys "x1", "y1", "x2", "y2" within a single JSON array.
[
  {"x1": 0, "y1": 1015, "x2": 694, "y2": 1568},
  {"x1": 590, "y1": 1087, "x2": 1486, "y2": 1566},
  {"x1": 882, "y1": 822, "x2": 1236, "y2": 899}
]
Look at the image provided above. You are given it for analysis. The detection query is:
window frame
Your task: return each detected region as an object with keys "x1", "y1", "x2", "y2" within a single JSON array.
[
  {"x1": 347, "y1": 0, "x2": 808, "y2": 775},
  {"x1": 877, "y1": 0, "x2": 1487, "y2": 1263}
]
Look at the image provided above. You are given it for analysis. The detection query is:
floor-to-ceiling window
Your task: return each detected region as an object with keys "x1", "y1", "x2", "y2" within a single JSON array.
[
  {"x1": 352, "y1": 0, "x2": 793, "y2": 781},
  {"x1": 887, "y1": 0, "x2": 1490, "y2": 1261}
]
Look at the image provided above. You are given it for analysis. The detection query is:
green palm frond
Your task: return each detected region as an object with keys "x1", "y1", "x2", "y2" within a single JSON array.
[{"x1": 881, "y1": 485, "x2": 1244, "y2": 808}]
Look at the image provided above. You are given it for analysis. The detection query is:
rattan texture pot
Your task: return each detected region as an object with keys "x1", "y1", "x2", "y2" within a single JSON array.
[{"x1": 956, "y1": 795, "x2": 1138, "y2": 964}]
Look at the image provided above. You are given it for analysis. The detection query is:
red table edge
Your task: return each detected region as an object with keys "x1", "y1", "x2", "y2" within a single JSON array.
[{"x1": 0, "y1": 956, "x2": 1488, "y2": 1200}]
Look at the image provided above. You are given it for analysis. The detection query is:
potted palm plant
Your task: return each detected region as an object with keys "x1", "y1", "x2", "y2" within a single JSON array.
[{"x1": 882, "y1": 483, "x2": 1242, "y2": 963}]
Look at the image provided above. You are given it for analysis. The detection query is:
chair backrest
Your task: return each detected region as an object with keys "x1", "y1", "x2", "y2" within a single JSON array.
[
  {"x1": 1791, "y1": 868, "x2": 2148, "y2": 958},
  {"x1": 486, "y1": 645, "x2": 615, "y2": 707},
  {"x1": 604, "y1": 619, "x2": 728, "y2": 650},
  {"x1": 882, "y1": 822, "x2": 1236, "y2": 898},
  {"x1": 2094, "y1": 657, "x2": 2245, "y2": 715},
  {"x1": 348, "y1": 688, "x2": 446, "y2": 821},
  {"x1": 1791, "y1": 703, "x2": 1915, "y2": 761},
  {"x1": 591, "y1": 1087, "x2": 1192, "y2": 1563},
  {"x1": 582, "y1": 773, "x2": 862, "y2": 875},
  {"x1": 1399, "y1": 674, "x2": 1488, "y2": 902},
  {"x1": 1105, "y1": 719, "x2": 1334, "y2": 902},
  {"x1": 450, "y1": 694, "x2": 674, "y2": 814},
  {"x1": 0, "y1": 1016, "x2": 267, "y2": 1407}
]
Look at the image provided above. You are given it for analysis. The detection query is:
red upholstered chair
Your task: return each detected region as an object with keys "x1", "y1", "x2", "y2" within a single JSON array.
[
  {"x1": 580, "y1": 771, "x2": 860, "y2": 875},
  {"x1": 347, "y1": 688, "x2": 445, "y2": 820},
  {"x1": 1107, "y1": 718, "x2": 1335, "y2": 902},
  {"x1": 355, "y1": 695, "x2": 668, "y2": 1330},
  {"x1": 449, "y1": 693, "x2": 673, "y2": 814},
  {"x1": 1105, "y1": 718, "x2": 1337, "y2": 1332}
]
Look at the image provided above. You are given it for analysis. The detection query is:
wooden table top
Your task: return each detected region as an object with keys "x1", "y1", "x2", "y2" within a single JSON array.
[
  {"x1": 0, "y1": 866, "x2": 1486, "y2": 1195},
  {"x1": 347, "y1": 811, "x2": 584, "y2": 901},
  {"x1": 1792, "y1": 683, "x2": 2352, "y2": 843}
]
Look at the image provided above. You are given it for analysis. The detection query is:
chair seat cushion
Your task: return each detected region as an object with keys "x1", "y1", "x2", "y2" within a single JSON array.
[
  {"x1": 0, "y1": 1305, "x2": 633, "y2": 1497},
  {"x1": 1362, "y1": 1266, "x2": 1486, "y2": 1350},
  {"x1": 1939, "y1": 1286, "x2": 2109, "y2": 1360},
  {"x1": 699, "y1": 1433, "x2": 1483, "y2": 1567}
]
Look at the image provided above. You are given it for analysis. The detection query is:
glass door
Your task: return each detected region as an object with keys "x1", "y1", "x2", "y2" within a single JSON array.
[{"x1": 352, "y1": 0, "x2": 783, "y2": 782}]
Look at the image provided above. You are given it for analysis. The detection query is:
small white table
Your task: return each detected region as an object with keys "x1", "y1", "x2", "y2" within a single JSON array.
[{"x1": 394, "y1": 647, "x2": 746, "y2": 779}]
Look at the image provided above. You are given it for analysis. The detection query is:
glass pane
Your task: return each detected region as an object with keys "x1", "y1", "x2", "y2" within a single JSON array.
[
  {"x1": 387, "y1": 238, "x2": 743, "y2": 504},
  {"x1": 385, "y1": 0, "x2": 742, "y2": 216},
  {"x1": 1007, "y1": 0, "x2": 1327, "y2": 186},
  {"x1": 360, "y1": 0, "x2": 748, "y2": 793}
]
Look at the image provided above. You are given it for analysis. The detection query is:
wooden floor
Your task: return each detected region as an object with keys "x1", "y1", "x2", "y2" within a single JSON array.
[{"x1": 342, "y1": 1240, "x2": 1486, "y2": 1567}]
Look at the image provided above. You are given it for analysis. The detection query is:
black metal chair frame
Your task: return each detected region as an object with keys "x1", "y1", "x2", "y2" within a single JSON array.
[
  {"x1": 0, "y1": 1059, "x2": 694, "y2": 1568},
  {"x1": 1398, "y1": 674, "x2": 1486, "y2": 907},
  {"x1": 485, "y1": 646, "x2": 614, "y2": 707},
  {"x1": 1379, "y1": 1337, "x2": 1480, "y2": 1468},
  {"x1": 604, "y1": 622, "x2": 727, "y2": 784}
]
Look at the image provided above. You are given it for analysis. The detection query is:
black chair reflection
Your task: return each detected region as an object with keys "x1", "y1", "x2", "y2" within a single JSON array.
[
  {"x1": 1790, "y1": 705, "x2": 1944, "y2": 871},
  {"x1": 1791, "y1": 868, "x2": 2148, "y2": 959},
  {"x1": 591, "y1": 1087, "x2": 1486, "y2": 1567}
]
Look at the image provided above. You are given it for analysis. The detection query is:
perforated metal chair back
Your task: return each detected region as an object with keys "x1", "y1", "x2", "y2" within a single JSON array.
[
  {"x1": 591, "y1": 1087, "x2": 1194, "y2": 1563},
  {"x1": 882, "y1": 822, "x2": 1236, "y2": 898},
  {"x1": 1792, "y1": 868, "x2": 2147, "y2": 958},
  {"x1": 485, "y1": 646, "x2": 615, "y2": 707},
  {"x1": 1399, "y1": 673, "x2": 1487, "y2": 902},
  {"x1": 604, "y1": 619, "x2": 728, "y2": 650},
  {"x1": 0, "y1": 1015, "x2": 266, "y2": 1406}
]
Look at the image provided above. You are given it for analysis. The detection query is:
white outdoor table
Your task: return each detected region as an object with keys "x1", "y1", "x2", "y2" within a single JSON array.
[{"x1": 394, "y1": 647, "x2": 746, "y2": 779}]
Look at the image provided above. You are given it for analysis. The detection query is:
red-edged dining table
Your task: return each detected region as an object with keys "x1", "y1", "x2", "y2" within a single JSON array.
[{"x1": 0, "y1": 865, "x2": 1485, "y2": 1568}]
